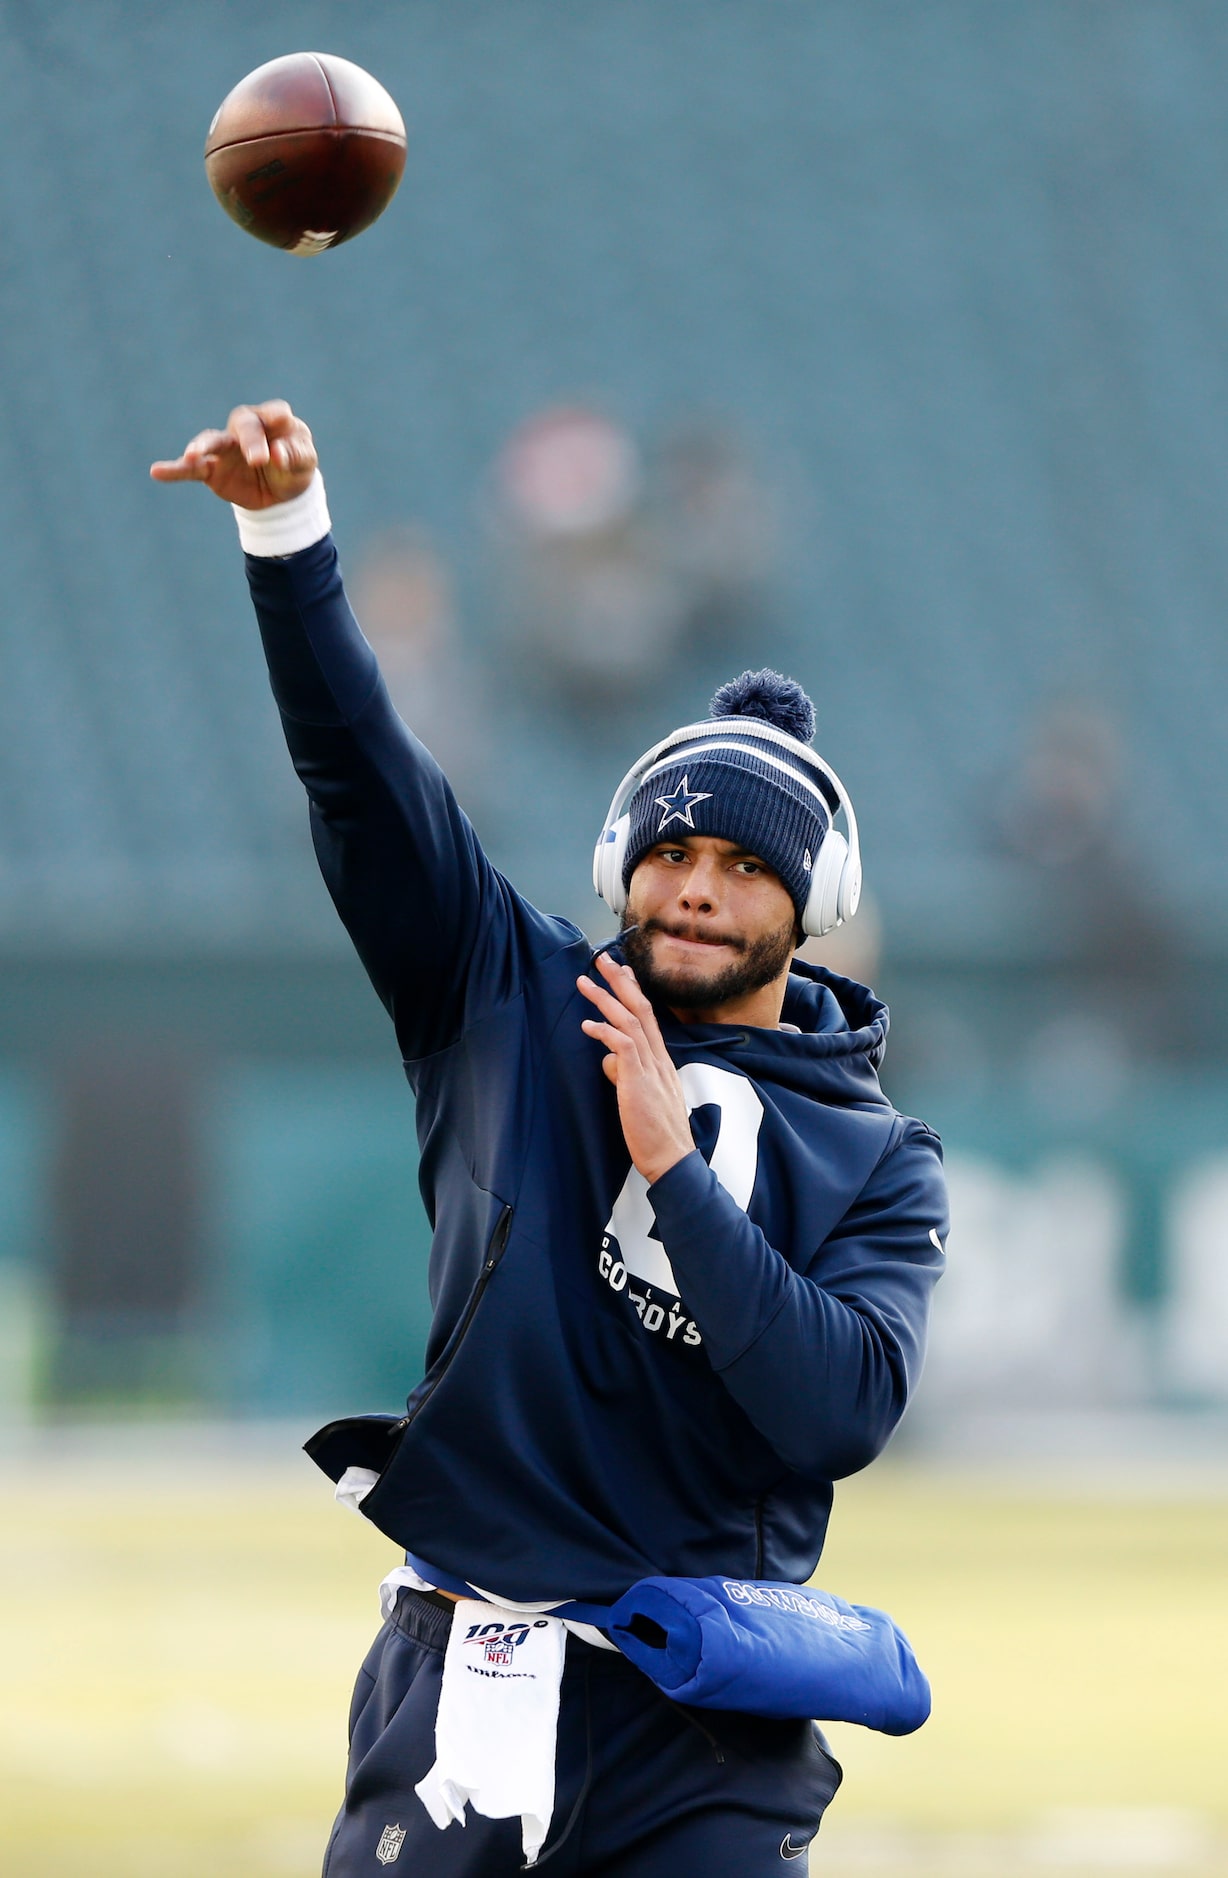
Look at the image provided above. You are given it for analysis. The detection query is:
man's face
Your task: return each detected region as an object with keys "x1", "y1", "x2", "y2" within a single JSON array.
[{"x1": 623, "y1": 835, "x2": 798, "y2": 1016}]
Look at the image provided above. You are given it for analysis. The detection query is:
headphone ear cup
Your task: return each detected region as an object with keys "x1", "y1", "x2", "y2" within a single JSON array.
[
  {"x1": 594, "y1": 814, "x2": 632, "y2": 917},
  {"x1": 837, "y1": 846, "x2": 862, "y2": 926},
  {"x1": 801, "y1": 829, "x2": 850, "y2": 938}
]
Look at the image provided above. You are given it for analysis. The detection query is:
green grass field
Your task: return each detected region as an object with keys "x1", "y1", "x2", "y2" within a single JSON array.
[{"x1": 1, "y1": 1441, "x2": 1225, "y2": 1877}]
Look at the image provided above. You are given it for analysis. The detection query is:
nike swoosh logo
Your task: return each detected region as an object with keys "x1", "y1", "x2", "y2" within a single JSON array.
[{"x1": 780, "y1": 1833, "x2": 810, "y2": 1860}]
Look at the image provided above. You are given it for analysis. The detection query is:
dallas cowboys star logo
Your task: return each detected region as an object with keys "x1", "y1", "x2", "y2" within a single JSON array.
[{"x1": 655, "y1": 775, "x2": 713, "y2": 833}]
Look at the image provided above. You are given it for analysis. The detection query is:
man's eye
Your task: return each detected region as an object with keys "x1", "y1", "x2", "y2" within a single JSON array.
[{"x1": 735, "y1": 860, "x2": 761, "y2": 875}]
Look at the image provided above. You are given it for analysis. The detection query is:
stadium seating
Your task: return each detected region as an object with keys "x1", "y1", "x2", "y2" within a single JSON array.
[
  {"x1": 2, "y1": 1, "x2": 1228, "y2": 956},
  {"x1": 5, "y1": 3, "x2": 1228, "y2": 1413}
]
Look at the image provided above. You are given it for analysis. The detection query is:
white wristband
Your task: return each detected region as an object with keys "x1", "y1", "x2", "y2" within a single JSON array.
[{"x1": 232, "y1": 469, "x2": 332, "y2": 557}]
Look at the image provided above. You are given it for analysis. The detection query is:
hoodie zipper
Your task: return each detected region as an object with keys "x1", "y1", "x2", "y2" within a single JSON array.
[
  {"x1": 753, "y1": 1497, "x2": 765, "y2": 1577},
  {"x1": 390, "y1": 1203, "x2": 514, "y2": 1435}
]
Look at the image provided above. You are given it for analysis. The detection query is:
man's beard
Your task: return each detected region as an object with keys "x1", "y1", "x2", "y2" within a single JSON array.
[{"x1": 622, "y1": 914, "x2": 797, "y2": 1015}]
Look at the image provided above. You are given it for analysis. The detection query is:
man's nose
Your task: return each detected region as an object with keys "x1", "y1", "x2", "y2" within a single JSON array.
[{"x1": 678, "y1": 861, "x2": 721, "y2": 911}]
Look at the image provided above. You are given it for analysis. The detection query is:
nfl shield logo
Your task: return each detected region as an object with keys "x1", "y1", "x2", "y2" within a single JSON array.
[{"x1": 375, "y1": 1823, "x2": 406, "y2": 1865}]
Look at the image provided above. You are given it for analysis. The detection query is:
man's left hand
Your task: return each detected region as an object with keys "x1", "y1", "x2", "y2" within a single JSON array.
[{"x1": 578, "y1": 954, "x2": 694, "y2": 1186}]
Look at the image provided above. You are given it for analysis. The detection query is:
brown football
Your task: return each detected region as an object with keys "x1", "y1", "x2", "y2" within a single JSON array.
[{"x1": 204, "y1": 52, "x2": 406, "y2": 254}]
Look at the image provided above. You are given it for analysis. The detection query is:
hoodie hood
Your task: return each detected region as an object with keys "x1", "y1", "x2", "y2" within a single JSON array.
[{"x1": 652, "y1": 959, "x2": 891, "y2": 1111}]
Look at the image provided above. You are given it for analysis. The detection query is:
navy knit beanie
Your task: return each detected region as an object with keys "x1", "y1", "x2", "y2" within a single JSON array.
[{"x1": 621, "y1": 670, "x2": 834, "y2": 916}]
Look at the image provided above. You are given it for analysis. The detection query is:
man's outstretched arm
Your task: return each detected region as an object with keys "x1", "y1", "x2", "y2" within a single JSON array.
[{"x1": 152, "y1": 402, "x2": 545, "y2": 1058}]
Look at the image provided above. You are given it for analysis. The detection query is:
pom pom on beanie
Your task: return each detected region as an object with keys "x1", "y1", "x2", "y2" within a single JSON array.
[{"x1": 710, "y1": 669, "x2": 816, "y2": 745}]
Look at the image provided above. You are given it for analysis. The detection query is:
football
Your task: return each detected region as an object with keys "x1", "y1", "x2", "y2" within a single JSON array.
[{"x1": 204, "y1": 52, "x2": 406, "y2": 254}]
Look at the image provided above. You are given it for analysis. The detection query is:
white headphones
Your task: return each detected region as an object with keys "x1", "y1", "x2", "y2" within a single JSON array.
[{"x1": 592, "y1": 717, "x2": 862, "y2": 938}]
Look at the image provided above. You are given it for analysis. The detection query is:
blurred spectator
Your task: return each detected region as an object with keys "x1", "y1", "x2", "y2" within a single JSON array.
[
  {"x1": 48, "y1": 1044, "x2": 203, "y2": 1406},
  {"x1": 488, "y1": 404, "x2": 782, "y2": 725},
  {"x1": 650, "y1": 418, "x2": 777, "y2": 651},
  {"x1": 998, "y1": 698, "x2": 1194, "y2": 1036},
  {"x1": 992, "y1": 697, "x2": 1190, "y2": 1311},
  {"x1": 490, "y1": 404, "x2": 685, "y2": 705},
  {"x1": 998, "y1": 698, "x2": 1123, "y2": 871},
  {"x1": 349, "y1": 525, "x2": 493, "y2": 823}
]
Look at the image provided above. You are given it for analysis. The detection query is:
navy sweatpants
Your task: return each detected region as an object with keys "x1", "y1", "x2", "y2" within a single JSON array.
[{"x1": 323, "y1": 1589, "x2": 842, "y2": 1876}]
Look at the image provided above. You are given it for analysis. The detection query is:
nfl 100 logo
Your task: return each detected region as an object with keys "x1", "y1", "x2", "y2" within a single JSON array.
[
  {"x1": 463, "y1": 1618, "x2": 536, "y2": 1667},
  {"x1": 375, "y1": 1823, "x2": 406, "y2": 1865}
]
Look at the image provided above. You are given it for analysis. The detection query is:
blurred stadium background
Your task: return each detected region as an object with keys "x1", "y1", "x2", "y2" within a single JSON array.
[{"x1": 2, "y1": 1, "x2": 1227, "y2": 1872}]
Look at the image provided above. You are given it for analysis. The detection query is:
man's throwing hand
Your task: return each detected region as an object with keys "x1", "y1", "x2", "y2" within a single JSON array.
[
  {"x1": 150, "y1": 400, "x2": 317, "y2": 508},
  {"x1": 578, "y1": 954, "x2": 695, "y2": 1187}
]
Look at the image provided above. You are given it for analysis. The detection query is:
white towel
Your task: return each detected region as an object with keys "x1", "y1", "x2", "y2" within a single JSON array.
[
  {"x1": 337, "y1": 1481, "x2": 608, "y2": 1862},
  {"x1": 334, "y1": 1465, "x2": 380, "y2": 1514},
  {"x1": 414, "y1": 1598, "x2": 567, "y2": 1865}
]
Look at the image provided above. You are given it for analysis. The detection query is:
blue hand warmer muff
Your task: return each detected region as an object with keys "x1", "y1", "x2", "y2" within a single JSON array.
[
  {"x1": 409, "y1": 1554, "x2": 929, "y2": 1734},
  {"x1": 598, "y1": 1577, "x2": 930, "y2": 1734}
]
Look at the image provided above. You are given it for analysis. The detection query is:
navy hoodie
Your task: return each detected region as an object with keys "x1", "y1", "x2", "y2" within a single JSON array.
[{"x1": 245, "y1": 535, "x2": 947, "y2": 1605}]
